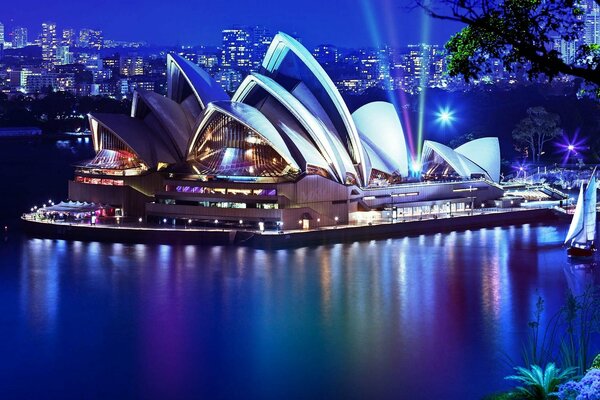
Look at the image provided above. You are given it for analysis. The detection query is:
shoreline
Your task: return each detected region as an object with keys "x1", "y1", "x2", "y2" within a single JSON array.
[{"x1": 21, "y1": 207, "x2": 563, "y2": 248}]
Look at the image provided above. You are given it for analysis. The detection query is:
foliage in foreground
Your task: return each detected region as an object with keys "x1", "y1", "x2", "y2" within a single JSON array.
[
  {"x1": 505, "y1": 363, "x2": 576, "y2": 400},
  {"x1": 554, "y1": 368, "x2": 600, "y2": 400},
  {"x1": 592, "y1": 354, "x2": 600, "y2": 371},
  {"x1": 519, "y1": 289, "x2": 600, "y2": 377}
]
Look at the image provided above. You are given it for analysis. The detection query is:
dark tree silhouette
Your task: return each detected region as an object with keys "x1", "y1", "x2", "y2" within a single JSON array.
[
  {"x1": 416, "y1": 0, "x2": 600, "y2": 91},
  {"x1": 512, "y1": 106, "x2": 562, "y2": 163}
]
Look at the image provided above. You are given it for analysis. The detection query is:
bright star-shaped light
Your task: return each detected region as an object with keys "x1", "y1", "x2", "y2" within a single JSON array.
[
  {"x1": 435, "y1": 107, "x2": 455, "y2": 126},
  {"x1": 556, "y1": 130, "x2": 587, "y2": 165}
]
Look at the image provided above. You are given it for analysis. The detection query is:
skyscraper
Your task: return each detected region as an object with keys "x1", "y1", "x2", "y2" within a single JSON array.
[
  {"x1": 0, "y1": 22, "x2": 5, "y2": 46},
  {"x1": 41, "y1": 22, "x2": 58, "y2": 68},
  {"x1": 12, "y1": 27, "x2": 28, "y2": 48},
  {"x1": 62, "y1": 28, "x2": 76, "y2": 46},
  {"x1": 88, "y1": 29, "x2": 104, "y2": 50},
  {"x1": 584, "y1": 0, "x2": 600, "y2": 45},
  {"x1": 78, "y1": 28, "x2": 103, "y2": 49},
  {"x1": 250, "y1": 26, "x2": 271, "y2": 70},
  {"x1": 78, "y1": 29, "x2": 90, "y2": 47},
  {"x1": 221, "y1": 27, "x2": 252, "y2": 72}
]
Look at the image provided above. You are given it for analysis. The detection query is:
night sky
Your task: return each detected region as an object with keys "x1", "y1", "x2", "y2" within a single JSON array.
[{"x1": 1, "y1": 0, "x2": 463, "y2": 47}]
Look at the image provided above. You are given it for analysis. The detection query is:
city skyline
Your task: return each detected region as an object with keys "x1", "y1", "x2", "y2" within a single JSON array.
[{"x1": 0, "y1": 0, "x2": 463, "y2": 47}]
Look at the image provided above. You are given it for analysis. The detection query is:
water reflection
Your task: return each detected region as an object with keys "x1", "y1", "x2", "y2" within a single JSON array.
[
  {"x1": 6, "y1": 223, "x2": 600, "y2": 399},
  {"x1": 564, "y1": 261, "x2": 596, "y2": 296}
]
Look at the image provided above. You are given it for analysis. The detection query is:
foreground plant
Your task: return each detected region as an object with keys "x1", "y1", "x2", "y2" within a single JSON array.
[
  {"x1": 592, "y1": 354, "x2": 600, "y2": 371},
  {"x1": 555, "y1": 368, "x2": 600, "y2": 400},
  {"x1": 516, "y1": 289, "x2": 600, "y2": 377},
  {"x1": 505, "y1": 363, "x2": 576, "y2": 400}
]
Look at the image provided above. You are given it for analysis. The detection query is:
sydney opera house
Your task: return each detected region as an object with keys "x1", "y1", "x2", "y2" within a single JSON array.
[{"x1": 68, "y1": 32, "x2": 503, "y2": 230}]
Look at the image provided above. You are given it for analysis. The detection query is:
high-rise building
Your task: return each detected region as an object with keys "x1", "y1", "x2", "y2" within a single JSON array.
[
  {"x1": 12, "y1": 27, "x2": 28, "y2": 48},
  {"x1": 197, "y1": 53, "x2": 219, "y2": 72},
  {"x1": 120, "y1": 56, "x2": 145, "y2": 76},
  {"x1": 78, "y1": 29, "x2": 90, "y2": 47},
  {"x1": 102, "y1": 54, "x2": 120, "y2": 73},
  {"x1": 89, "y1": 29, "x2": 104, "y2": 50},
  {"x1": 62, "y1": 28, "x2": 76, "y2": 46},
  {"x1": 215, "y1": 68, "x2": 243, "y2": 92},
  {"x1": 221, "y1": 27, "x2": 252, "y2": 72},
  {"x1": 0, "y1": 22, "x2": 5, "y2": 46},
  {"x1": 41, "y1": 22, "x2": 58, "y2": 68},
  {"x1": 56, "y1": 46, "x2": 74, "y2": 65},
  {"x1": 78, "y1": 28, "x2": 103, "y2": 49},
  {"x1": 584, "y1": 0, "x2": 600, "y2": 45},
  {"x1": 553, "y1": 0, "x2": 600, "y2": 64},
  {"x1": 250, "y1": 26, "x2": 271, "y2": 70}
]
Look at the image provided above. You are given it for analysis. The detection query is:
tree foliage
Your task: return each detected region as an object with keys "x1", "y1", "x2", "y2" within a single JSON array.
[
  {"x1": 417, "y1": 0, "x2": 600, "y2": 93},
  {"x1": 512, "y1": 107, "x2": 562, "y2": 162},
  {"x1": 0, "y1": 93, "x2": 130, "y2": 133},
  {"x1": 505, "y1": 363, "x2": 576, "y2": 400}
]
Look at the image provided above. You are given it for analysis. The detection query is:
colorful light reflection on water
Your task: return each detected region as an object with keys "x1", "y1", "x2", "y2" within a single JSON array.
[{"x1": 1, "y1": 223, "x2": 598, "y2": 399}]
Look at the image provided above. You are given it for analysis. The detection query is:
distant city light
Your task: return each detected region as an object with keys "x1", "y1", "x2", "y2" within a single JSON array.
[{"x1": 567, "y1": 144, "x2": 575, "y2": 151}]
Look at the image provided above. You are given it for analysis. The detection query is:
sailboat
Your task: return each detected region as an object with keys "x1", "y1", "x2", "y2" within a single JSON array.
[{"x1": 565, "y1": 172, "x2": 597, "y2": 258}]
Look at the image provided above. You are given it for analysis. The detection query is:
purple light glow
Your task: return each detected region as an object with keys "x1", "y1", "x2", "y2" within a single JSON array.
[{"x1": 556, "y1": 130, "x2": 587, "y2": 165}]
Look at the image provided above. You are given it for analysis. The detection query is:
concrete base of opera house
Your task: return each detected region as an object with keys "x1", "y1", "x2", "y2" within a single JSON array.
[{"x1": 21, "y1": 208, "x2": 563, "y2": 248}]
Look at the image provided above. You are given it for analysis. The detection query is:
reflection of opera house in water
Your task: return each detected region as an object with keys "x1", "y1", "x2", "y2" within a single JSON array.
[{"x1": 68, "y1": 32, "x2": 503, "y2": 231}]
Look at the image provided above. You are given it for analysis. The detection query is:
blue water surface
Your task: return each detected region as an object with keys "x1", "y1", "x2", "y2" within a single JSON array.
[{"x1": 0, "y1": 138, "x2": 598, "y2": 399}]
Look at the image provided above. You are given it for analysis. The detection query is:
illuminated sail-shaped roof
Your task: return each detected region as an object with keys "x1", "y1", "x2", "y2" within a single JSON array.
[
  {"x1": 421, "y1": 140, "x2": 492, "y2": 180},
  {"x1": 89, "y1": 113, "x2": 178, "y2": 168},
  {"x1": 455, "y1": 137, "x2": 501, "y2": 182},
  {"x1": 262, "y1": 32, "x2": 367, "y2": 185},
  {"x1": 166, "y1": 53, "x2": 229, "y2": 124},
  {"x1": 187, "y1": 101, "x2": 300, "y2": 178},
  {"x1": 233, "y1": 73, "x2": 354, "y2": 182},
  {"x1": 132, "y1": 89, "x2": 193, "y2": 161},
  {"x1": 352, "y1": 101, "x2": 409, "y2": 179}
]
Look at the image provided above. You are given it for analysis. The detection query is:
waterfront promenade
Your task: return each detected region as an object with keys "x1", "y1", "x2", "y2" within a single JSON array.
[{"x1": 21, "y1": 205, "x2": 562, "y2": 248}]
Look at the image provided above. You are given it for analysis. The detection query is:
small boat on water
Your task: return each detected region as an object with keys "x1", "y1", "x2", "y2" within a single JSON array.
[{"x1": 565, "y1": 172, "x2": 597, "y2": 259}]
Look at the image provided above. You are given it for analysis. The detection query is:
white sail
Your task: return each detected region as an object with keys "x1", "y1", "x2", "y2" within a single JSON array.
[
  {"x1": 584, "y1": 175, "x2": 596, "y2": 243},
  {"x1": 565, "y1": 183, "x2": 585, "y2": 244}
]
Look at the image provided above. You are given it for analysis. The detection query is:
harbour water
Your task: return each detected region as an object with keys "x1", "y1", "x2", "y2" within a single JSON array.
[{"x1": 1, "y1": 138, "x2": 599, "y2": 399}]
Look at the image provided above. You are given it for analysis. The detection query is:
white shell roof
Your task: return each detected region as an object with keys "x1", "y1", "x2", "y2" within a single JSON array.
[
  {"x1": 233, "y1": 73, "x2": 349, "y2": 182},
  {"x1": 262, "y1": 32, "x2": 367, "y2": 186},
  {"x1": 422, "y1": 140, "x2": 490, "y2": 179},
  {"x1": 89, "y1": 113, "x2": 178, "y2": 167},
  {"x1": 455, "y1": 137, "x2": 501, "y2": 182},
  {"x1": 132, "y1": 89, "x2": 192, "y2": 160},
  {"x1": 352, "y1": 101, "x2": 409, "y2": 177},
  {"x1": 188, "y1": 101, "x2": 299, "y2": 170},
  {"x1": 167, "y1": 53, "x2": 229, "y2": 110}
]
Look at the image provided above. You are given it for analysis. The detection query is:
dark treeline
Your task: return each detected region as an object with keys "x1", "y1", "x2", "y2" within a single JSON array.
[{"x1": 0, "y1": 92, "x2": 131, "y2": 133}]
